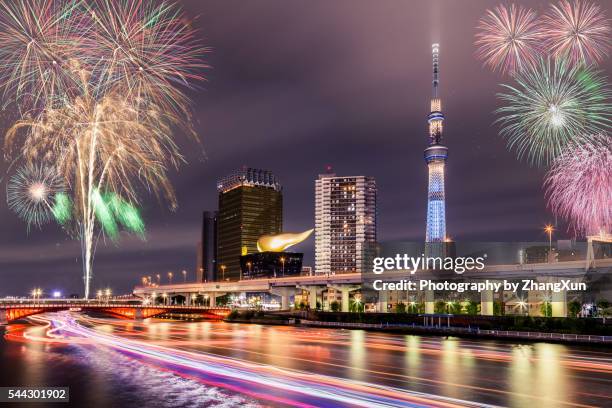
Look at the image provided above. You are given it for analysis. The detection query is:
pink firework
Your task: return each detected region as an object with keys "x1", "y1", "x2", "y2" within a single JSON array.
[
  {"x1": 542, "y1": 0, "x2": 611, "y2": 66},
  {"x1": 544, "y1": 137, "x2": 612, "y2": 237},
  {"x1": 475, "y1": 4, "x2": 544, "y2": 74}
]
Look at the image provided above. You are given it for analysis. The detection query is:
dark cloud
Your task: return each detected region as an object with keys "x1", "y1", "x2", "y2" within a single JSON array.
[{"x1": 1, "y1": 0, "x2": 610, "y2": 296}]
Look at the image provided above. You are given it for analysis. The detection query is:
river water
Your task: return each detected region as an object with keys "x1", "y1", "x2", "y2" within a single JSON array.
[{"x1": 1, "y1": 313, "x2": 610, "y2": 407}]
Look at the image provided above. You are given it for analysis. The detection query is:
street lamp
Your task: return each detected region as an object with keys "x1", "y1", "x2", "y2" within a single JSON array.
[
  {"x1": 162, "y1": 293, "x2": 168, "y2": 305},
  {"x1": 280, "y1": 257, "x2": 285, "y2": 277},
  {"x1": 97, "y1": 290, "x2": 103, "y2": 300},
  {"x1": 156, "y1": 274, "x2": 161, "y2": 285},
  {"x1": 246, "y1": 261, "x2": 252, "y2": 278},
  {"x1": 182, "y1": 270, "x2": 187, "y2": 283},
  {"x1": 220, "y1": 265, "x2": 226, "y2": 281},
  {"x1": 31, "y1": 288, "x2": 42, "y2": 302},
  {"x1": 544, "y1": 224, "x2": 554, "y2": 251},
  {"x1": 167, "y1": 271, "x2": 173, "y2": 284}
]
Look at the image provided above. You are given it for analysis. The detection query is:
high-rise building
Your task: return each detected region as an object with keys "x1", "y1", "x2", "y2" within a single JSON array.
[
  {"x1": 216, "y1": 168, "x2": 283, "y2": 281},
  {"x1": 197, "y1": 211, "x2": 217, "y2": 282},
  {"x1": 424, "y1": 43, "x2": 448, "y2": 244},
  {"x1": 315, "y1": 172, "x2": 376, "y2": 275}
]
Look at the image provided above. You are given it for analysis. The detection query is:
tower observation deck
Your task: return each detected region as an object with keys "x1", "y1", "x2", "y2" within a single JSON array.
[{"x1": 424, "y1": 43, "x2": 448, "y2": 243}]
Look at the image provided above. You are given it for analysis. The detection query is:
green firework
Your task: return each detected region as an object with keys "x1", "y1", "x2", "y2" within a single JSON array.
[
  {"x1": 52, "y1": 192, "x2": 72, "y2": 224},
  {"x1": 92, "y1": 189, "x2": 118, "y2": 239},
  {"x1": 106, "y1": 192, "x2": 145, "y2": 237},
  {"x1": 495, "y1": 58, "x2": 612, "y2": 166}
]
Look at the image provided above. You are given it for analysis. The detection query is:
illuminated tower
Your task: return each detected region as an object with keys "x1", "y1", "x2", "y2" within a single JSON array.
[{"x1": 424, "y1": 43, "x2": 448, "y2": 244}]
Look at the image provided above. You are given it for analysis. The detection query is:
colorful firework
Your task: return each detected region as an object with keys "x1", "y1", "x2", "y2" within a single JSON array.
[
  {"x1": 495, "y1": 58, "x2": 612, "y2": 166},
  {"x1": 542, "y1": 0, "x2": 611, "y2": 66},
  {"x1": 544, "y1": 136, "x2": 611, "y2": 237},
  {"x1": 52, "y1": 192, "x2": 72, "y2": 225},
  {"x1": 475, "y1": 4, "x2": 544, "y2": 74},
  {"x1": 7, "y1": 164, "x2": 64, "y2": 228},
  {"x1": 0, "y1": 0, "x2": 205, "y2": 298}
]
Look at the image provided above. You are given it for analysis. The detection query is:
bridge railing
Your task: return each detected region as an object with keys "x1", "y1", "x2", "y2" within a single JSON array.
[{"x1": 0, "y1": 302, "x2": 229, "y2": 310}]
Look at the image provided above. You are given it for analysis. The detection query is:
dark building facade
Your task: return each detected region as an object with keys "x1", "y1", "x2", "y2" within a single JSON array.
[
  {"x1": 197, "y1": 211, "x2": 218, "y2": 282},
  {"x1": 240, "y1": 252, "x2": 303, "y2": 280},
  {"x1": 216, "y1": 168, "x2": 283, "y2": 281}
]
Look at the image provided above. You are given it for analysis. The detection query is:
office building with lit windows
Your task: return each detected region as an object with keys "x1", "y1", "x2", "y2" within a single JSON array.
[
  {"x1": 216, "y1": 168, "x2": 283, "y2": 281},
  {"x1": 315, "y1": 172, "x2": 376, "y2": 275}
]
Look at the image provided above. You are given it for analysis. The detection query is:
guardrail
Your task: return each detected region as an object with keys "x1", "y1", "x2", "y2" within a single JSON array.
[
  {"x1": 299, "y1": 320, "x2": 612, "y2": 343},
  {"x1": 0, "y1": 303, "x2": 227, "y2": 310}
]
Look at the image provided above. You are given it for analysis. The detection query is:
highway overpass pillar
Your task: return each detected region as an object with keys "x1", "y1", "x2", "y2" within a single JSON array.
[
  {"x1": 528, "y1": 290, "x2": 540, "y2": 316},
  {"x1": 377, "y1": 290, "x2": 388, "y2": 313},
  {"x1": 328, "y1": 285, "x2": 360, "y2": 312},
  {"x1": 480, "y1": 290, "x2": 494, "y2": 316},
  {"x1": 271, "y1": 287, "x2": 294, "y2": 310},
  {"x1": 341, "y1": 288, "x2": 350, "y2": 312},
  {"x1": 424, "y1": 290, "x2": 434, "y2": 314},
  {"x1": 305, "y1": 287, "x2": 321, "y2": 310},
  {"x1": 551, "y1": 290, "x2": 567, "y2": 317},
  {"x1": 209, "y1": 294, "x2": 216, "y2": 307},
  {"x1": 0, "y1": 310, "x2": 7, "y2": 325}
]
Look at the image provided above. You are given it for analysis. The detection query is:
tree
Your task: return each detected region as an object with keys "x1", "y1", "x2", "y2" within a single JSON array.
[
  {"x1": 349, "y1": 300, "x2": 364, "y2": 313},
  {"x1": 449, "y1": 302, "x2": 462, "y2": 314},
  {"x1": 466, "y1": 301, "x2": 479, "y2": 315},
  {"x1": 597, "y1": 299, "x2": 610, "y2": 317},
  {"x1": 540, "y1": 301, "x2": 552, "y2": 317},
  {"x1": 330, "y1": 301, "x2": 340, "y2": 312},
  {"x1": 494, "y1": 301, "x2": 504, "y2": 316},
  {"x1": 568, "y1": 300, "x2": 582, "y2": 317},
  {"x1": 395, "y1": 303, "x2": 406, "y2": 313},
  {"x1": 434, "y1": 300, "x2": 446, "y2": 314}
]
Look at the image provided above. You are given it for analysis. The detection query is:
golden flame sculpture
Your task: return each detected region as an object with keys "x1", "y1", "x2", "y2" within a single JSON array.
[{"x1": 257, "y1": 229, "x2": 314, "y2": 252}]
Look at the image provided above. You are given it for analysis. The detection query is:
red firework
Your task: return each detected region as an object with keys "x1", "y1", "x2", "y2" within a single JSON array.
[
  {"x1": 542, "y1": 0, "x2": 611, "y2": 66},
  {"x1": 544, "y1": 136, "x2": 612, "y2": 237},
  {"x1": 475, "y1": 4, "x2": 545, "y2": 74}
]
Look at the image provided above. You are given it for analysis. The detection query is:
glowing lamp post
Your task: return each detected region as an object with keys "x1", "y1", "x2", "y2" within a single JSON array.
[
  {"x1": 167, "y1": 271, "x2": 173, "y2": 284},
  {"x1": 280, "y1": 257, "x2": 285, "y2": 277},
  {"x1": 220, "y1": 265, "x2": 226, "y2": 282},
  {"x1": 544, "y1": 224, "x2": 554, "y2": 251},
  {"x1": 182, "y1": 270, "x2": 187, "y2": 283}
]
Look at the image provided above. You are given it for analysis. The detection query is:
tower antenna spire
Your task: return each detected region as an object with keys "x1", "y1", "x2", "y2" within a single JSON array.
[{"x1": 432, "y1": 43, "x2": 440, "y2": 98}]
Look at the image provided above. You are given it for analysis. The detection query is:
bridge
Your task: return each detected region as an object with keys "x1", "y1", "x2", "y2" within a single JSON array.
[
  {"x1": 132, "y1": 258, "x2": 612, "y2": 318},
  {"x1": 0, "y1": 300, "x2": 230, "y2": 324}
]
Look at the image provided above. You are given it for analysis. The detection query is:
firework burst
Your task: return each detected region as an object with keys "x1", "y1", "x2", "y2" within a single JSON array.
[
  {"x1": 7, "y1": 164, "x2": 64, "y2": 228},
  {"x1": 475, "y1": 4, "x2": 544, "y2": 74},
  {"x1": 544, "y1": 136, "x2": 611, "y2": 237},
  {"x1": 495, "y1": 58, "x2": 612, "y2": 166},
  {"x1": 0, "y1": 0, "x2": 205, "y2": 298},
  {"x1": 542, "y1": 0, "x2": 611, "y2": 66}
]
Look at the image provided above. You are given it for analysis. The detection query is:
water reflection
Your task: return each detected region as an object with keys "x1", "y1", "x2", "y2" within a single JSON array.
[{"x1": 1, "y1": 317, "x2": 610, "y2": 407}]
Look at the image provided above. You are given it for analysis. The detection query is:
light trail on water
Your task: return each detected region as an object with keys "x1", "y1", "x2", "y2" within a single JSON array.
[{"x1": 18, "y1": 312, "x2": 498, "y2": 408}]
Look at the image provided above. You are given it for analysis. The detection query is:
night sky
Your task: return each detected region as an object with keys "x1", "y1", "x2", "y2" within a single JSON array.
[{"x1": 1, "y1": 0, "x2": 610, "y2": 296}]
